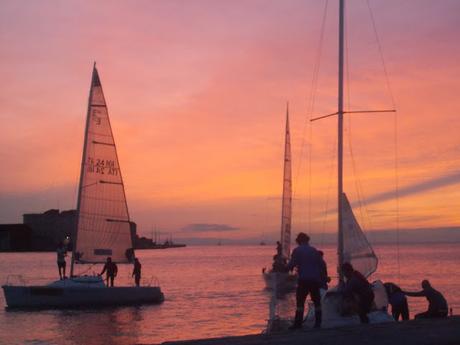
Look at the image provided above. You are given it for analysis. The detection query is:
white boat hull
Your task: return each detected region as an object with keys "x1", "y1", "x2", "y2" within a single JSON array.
[
  {"x1": 2, "y1": 277, "x2": 164, "y2": 309},
  {"x1": 305, "y1": 280, "x2": 394, "y2": 328}
]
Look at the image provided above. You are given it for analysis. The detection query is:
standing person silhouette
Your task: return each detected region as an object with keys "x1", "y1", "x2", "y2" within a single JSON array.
[
  {"x1": 56, "y1": 241, "x2": 67, "y2": 280},
  {"x1": 132, "y1": 258, "x2": 142, "y2": 287},
  {"x1": 287, "y1": 233, "x2": 322, "y2": 329},
  {"x1": 100, "y1": 257, "x2": 118, "y2": 287}
]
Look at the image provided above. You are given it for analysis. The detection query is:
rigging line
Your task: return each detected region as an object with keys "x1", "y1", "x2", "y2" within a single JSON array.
[
  {"x1": 367, "y1": 0, "x2": 400, "y2": 282},
  {"x1": 292, "y1": 0, "x2": 329, "y2": 232},
  {"x1": 366, "y1": 0, "x2": 396, "y2": 109},
  {"x1": 393, "y1": 98, "x2": 401, "y2": 283},
  {"x1": 308, "y1": 0, "x2": 329, "y2": 232},
  {"x1": 320, "y1": 135, "x2": 337, "y2": 246},
  {"x1": 344, "y1": 3, "x2": 365, "y2": 229}
]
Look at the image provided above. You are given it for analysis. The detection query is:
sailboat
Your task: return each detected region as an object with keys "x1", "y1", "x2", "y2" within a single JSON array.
[
  {"x1": 262, "y1": 104, "x2": 296, "y2": 292},
  {"x1": 266, "y1": 0, "x2": 394, "y2": 331},
  {"x1": 305, "y1": 0, "x2": 393, "y2": 327},
  {"x1": 2, "y1": 64, "x2": 164, "y2": 309}
]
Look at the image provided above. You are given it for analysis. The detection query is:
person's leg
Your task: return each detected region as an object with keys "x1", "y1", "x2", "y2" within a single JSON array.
[
  {"x1": 401, "y1": 299, "x2": 410, "y2": 320},
  {"x1": 110, "y1": 276, "x2": 114, "y2": 287},
  {"x1": 392, "y1": 305, "x2": 401, "y2": 321},
  {"x1": 291, "y1": 281, "x2": 308, "y2": 329},
  {"x1": 62, "y1": 262, "x2": 66, "y2": 279},
  {"x1": 58, "y1": 263, "x2": 62, "y2": 279},
  {"x1": 135, "y1": 275, "x2": 140, "y2": 286},
  {"x1": 309, "y1": 283, "x2": 322, "y2": 328}
]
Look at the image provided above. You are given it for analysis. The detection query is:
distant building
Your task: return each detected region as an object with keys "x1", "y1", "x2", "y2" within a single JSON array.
[
  {"x1": 0, "y1": 224, "x2": 33, "y2": 251},
  {"x1": 23, "y1": 209, "x2": 77, "y2": 251},
  {"x1": 0, "y1": 209, "x2": 141, "y2": 251}
]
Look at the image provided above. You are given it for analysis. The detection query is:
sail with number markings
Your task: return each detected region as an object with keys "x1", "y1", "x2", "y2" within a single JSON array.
[
  {"x1": 341, "y1": 193, "x2": 378, "y2": 278},
  {"x1": 74, "y1": 66, "x2": 134, "y2": 264},
  {"x1": 280, "y1": 106, "x2": 292, "y2": 259}
]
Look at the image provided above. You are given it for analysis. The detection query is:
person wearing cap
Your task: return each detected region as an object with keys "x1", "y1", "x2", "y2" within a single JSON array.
[
  {"x1": 341, "y1": 262, "x2": 375, "y2": 323},
  {"x1": 403, "y1": 280, "x2": 448, "y2": 319},
  {"x1": 286, "y1": 232, "x2": 323, "y2": 329}
]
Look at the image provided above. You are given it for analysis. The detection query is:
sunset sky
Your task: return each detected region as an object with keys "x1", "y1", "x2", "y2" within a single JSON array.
[{"x1": 1, "y1": 0, "x2": 459, "y2": 242}]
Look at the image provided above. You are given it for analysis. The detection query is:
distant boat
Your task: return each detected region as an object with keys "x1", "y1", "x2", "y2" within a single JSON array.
[
  {"x1": 262, "y1": 104, "x2": 296, "y2": 292},
  {"x1": 2, "y1": 64, "x2": 164, "y2": 309}
]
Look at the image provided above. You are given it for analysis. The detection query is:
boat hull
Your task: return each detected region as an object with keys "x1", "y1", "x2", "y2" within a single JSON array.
[
  {"x1": 2, "y1": 285, "x2": 164, "y2": 309},
  {"x1": 263, "y1": 271, "x2": 297, "y2": 292}
]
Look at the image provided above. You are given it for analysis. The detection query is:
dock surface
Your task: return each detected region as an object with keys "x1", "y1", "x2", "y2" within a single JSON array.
[{"x1": 159, "y1": 316, "x2": 460, "y2": 345}]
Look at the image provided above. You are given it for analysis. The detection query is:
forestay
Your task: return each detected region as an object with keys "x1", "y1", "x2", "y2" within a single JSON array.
[
  {"x1": 280, "y1": 108, "x2": 292, "y2": 258},
  {"x1": 74, "y1": 66, "x2": 134, "y2": 264},
  {"x1": 341, "y1": 193, "x2": 377, "y2": 278}
]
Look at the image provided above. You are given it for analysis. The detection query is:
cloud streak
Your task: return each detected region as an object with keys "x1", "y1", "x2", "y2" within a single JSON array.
[{"x1": 359, "y1": 171, "x2": 460, "y2": 207}]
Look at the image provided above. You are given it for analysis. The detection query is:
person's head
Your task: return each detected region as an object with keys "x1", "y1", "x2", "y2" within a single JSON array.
[
  {"x1": 277, "y1": 241, "x2": 281, "y2": 245},
  {"x1": 296, "y1": 232, "x2": 310, "y2": 245},
  {"x1": 107, "y1": 257, "x2": 112, "y2": 263},
  {"x1": 318, "y1": 250, "x2": 324, "y2": 257},
  {"x1": 134, "y1": 258, "x2": 139, "y2": 263},
  {"x1": 421, "y1": 279, "x2": 431, "y2": 289},
  {"x1": 341, "y1": 262, "x2": 354, "y2": 279}
]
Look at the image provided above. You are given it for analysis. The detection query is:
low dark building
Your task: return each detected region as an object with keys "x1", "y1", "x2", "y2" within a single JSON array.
[
  {"x1": 0, "y1": 224, "x2": 33, "y2": 251},
  {"x1": 1, "y1": 209, "x2": 140, "y2": 251},
  {"x1": 23, "y1": 209, "x2": 77, "y2": 251}
]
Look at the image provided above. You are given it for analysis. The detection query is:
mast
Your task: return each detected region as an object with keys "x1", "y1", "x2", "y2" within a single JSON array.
[
  {"x1": 71, "y1": 62, "x2": 96, "y2": 277},
  {"x1": 337, "y1": 0, "x2": 345, "y2": 283},
  {"x1": 280, "y1": 102, "x2": 292, "y2": 258}
]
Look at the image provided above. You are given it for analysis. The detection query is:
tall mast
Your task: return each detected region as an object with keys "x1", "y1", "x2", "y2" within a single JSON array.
[
  {"x1": 280, "y1": 102, "x2": 291, "y2": 258},
  {"x1": 337, "y1": 0, "x2": 345, "y2": 283},
  {"x1": 70, "y1": 62, "x2": 96, "y2": 277}
]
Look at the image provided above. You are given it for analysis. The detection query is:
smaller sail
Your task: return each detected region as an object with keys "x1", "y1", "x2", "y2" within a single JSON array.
[
  {"x1": 341, "y1": 193, "x2": 377, "y2": 278},
  {"x1": 280, "y1": 105, "x2": 292, "y2": 258}
]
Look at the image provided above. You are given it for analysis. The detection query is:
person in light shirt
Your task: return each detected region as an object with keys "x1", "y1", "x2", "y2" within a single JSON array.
[{"x1": 287, "y1": 232, "x2": 323, "y2": 329}]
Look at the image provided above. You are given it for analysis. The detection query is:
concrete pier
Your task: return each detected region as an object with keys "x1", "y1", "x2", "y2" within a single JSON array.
[{"x1": 160, "y1": 316, "x2": 460, "y2": 345}]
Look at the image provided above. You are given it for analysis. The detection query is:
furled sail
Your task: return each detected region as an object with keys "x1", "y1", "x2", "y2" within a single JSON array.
[
  {"x1": 341, "y1": 193, "x2": 377, "y2": 278},
  {"x1": 280, "y1": 107, "x2": 292, "y2": 258},
  {"x1": 74, "y1": 66, "x2": 134, "y2": 264}
]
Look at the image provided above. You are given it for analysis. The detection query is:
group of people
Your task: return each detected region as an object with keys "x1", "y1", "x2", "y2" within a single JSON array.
[
  {"x1": 275, "y1": 232, "x2": 449, "y2": 329},
  {"x1": 56, "y1": 242, "x2": 143, "y2": 287}
]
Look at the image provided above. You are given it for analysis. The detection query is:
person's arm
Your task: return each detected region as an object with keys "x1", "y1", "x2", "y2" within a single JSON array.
[
  {"x1": 287, "y1": 249, "x2": 298, "y2": 271},
  {"x1": 100, "y1": 264, "x2": 107, "y2": 275},
  {"x1": 403, "y1": 290, "x2": 426, "y2": 297}
]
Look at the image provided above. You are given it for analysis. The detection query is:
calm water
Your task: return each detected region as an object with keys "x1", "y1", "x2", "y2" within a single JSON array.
[{"x1": 0, "y1": 243, "x2": 459, "y2": 345}]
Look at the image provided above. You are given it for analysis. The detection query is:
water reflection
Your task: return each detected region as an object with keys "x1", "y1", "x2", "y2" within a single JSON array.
[{"x1": 56, "y1": 307, "x2": 143, "y2": 345}]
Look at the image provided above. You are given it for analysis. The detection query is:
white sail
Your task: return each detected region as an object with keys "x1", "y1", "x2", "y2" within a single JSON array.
[
  {"x1": 341, "y1": 193, "x2": 377, "y2": 278},
  {"x1": 74, "y1": 66, "x2": 134, "y2": 264},
  {"x1": 280, "y1": 107, "x2": 292, "y2": 258}
]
